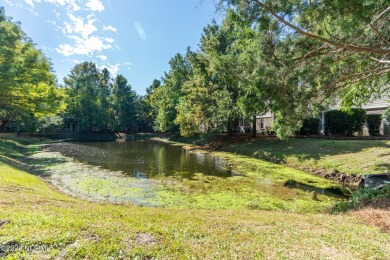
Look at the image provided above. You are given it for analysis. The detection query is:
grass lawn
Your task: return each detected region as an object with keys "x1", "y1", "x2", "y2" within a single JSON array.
[
  {"x1": 0, "y1": 135, "x2": 389, "y2": 258},
  {"x1": 1, "y1": 162, "x2": 390, "y2": 259},
  {"x1": 217, "y1": 137, "x2": 390, "y2": 177}
]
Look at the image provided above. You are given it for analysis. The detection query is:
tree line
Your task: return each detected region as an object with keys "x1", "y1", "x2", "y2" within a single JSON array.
[
  {"x1": 1, "y1": 1, "x2": 389, "y2": 138},
  {"x1": 0, "y1": 7, "x2": 153, "y2": 134},
  {"x1": 63, "y1": 62, "x2": 153, "y2": 132},
  {"x1": 147, "y1": 0, "x2": 389, "y2": 139}
]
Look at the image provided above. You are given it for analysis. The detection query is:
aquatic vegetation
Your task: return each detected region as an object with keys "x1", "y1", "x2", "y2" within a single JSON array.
[{"x1": 26, "y1": 139, "x2": 344, "y2": 212}]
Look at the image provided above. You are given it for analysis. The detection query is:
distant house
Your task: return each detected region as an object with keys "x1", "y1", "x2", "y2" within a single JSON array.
[
  {"x1": 63, "y1": 115, "x2": 80, "y2": 132},
  {"x1": 256, "y1": 111, "x2": 275, "y2": 132},
  {"x1": 3, "y1": 120, "x2": 19, "y2": 132},
  {"x1": 319, "y1": 96, "x2": 390, "y2": 136},
  {"x1": 238, "y1": 112, "x2": 275, "y2": 134},
  {"x1": 250, "y1": 96, "x2": 390, "y2": 136}
]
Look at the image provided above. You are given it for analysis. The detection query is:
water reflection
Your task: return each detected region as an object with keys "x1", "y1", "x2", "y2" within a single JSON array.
[{"x1": 48, "y1": 140, "x2": 234, "y2": 179}]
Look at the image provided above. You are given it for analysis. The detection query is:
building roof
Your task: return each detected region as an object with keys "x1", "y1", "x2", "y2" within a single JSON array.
[
  {"x1": 361, "y1": 96, "x2": 389, "y2": 109},
  {"x1": 328, "y1": 95, "x2": 389, "y2": 110},
  {"x1": 256, "y1": 111, "x2": 273, "y2": 118}
]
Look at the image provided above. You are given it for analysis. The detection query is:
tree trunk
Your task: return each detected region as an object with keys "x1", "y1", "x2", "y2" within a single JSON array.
[
  {"x1": 251, "y1": 115, "x2": 257, "y2": 138},
  {"x1": 227, "y1": 119, "x2": 234, "y2": 137}
]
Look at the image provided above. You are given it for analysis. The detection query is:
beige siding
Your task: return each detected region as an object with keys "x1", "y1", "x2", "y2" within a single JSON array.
[{"x1": 256, "y1": 113, "x2": 274, "y2": 133}]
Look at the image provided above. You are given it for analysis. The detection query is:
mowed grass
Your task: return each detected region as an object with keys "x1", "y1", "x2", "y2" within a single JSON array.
[
  {"x1": 1, "y1": 163, "x2": 390, "y2": 259},
  {"x1": 223, "y1": 137, "x2": 390, "y2": 176}
]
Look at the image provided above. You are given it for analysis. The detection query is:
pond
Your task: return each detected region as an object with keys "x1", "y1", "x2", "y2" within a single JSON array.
[
  {"x1": 48, "y1": 140, "x2": 235, "y2": 179},
  {"x1": 38, "y1": 139, "x2": 345, "y2": 212}
]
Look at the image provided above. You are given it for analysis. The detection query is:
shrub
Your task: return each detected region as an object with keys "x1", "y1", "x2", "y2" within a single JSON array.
[
  {"x1": 366, "y1": 114, "x2": 382, "y2": 136},
  {"x1": 324, "y1": 108, "x2": 366, "y2": 136},
  {"x1": 385, "y1": 107, "x2": 390, "y2": 122},
  {"x1": 332, "y1": 184, "x2": 390, "y2": 212},
  {"x1": 299, "y1": 117, "x2": 320, "y2": 135}
]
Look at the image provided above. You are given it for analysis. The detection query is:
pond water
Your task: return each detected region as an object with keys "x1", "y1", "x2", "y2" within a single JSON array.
[
  {"x1": 48, "y1": 140, "x2": 234, "y2": 178},
  {"x1": 43, "y1": 139, "x2": 346, "y2": 211}
]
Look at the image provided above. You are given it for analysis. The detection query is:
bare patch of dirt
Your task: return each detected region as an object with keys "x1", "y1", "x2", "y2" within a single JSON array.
[
  {"x1": 354, "y1": 198, "x2": 390, "y2": 233},
  {"x1": 82, "y1": 232, "x2": 102, "y2": 242},
  {"x1": 0, "y1": 219, "x2": 9, "y2": 227},
  {"x1": 134, "y1": 232, "x2": 157, "y2": 247}
]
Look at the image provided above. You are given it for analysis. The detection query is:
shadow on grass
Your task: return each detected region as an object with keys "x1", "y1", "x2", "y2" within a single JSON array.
[
  {"x1": 0, "y1": 149, "x2": 67, "y2": 178},
  {"x1": 284, "y1": 180, "x2": 348, "y2": 199},
  {"x1": 223, "y1": 137, "x2": 390, "y2": 163},
  {"x1": 374, "y1": 163, "x2": 390, "y2": 173}
]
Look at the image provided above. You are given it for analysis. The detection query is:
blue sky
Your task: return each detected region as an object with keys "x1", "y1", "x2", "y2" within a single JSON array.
[{"x1": 0, "y1": 0, "x2": 221, "y2": 94}]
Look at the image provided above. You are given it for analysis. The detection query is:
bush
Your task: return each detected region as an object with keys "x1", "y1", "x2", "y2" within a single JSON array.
[
  {"x1": 324, "y1": 108, "x2": 366, "y2": 136},
  {"x1": 385, "y1": 107, "x2": 390, "y2": 122},
  {"x1": 299, "y1": 117, "x2": 320, "y2": 135},
  {"x1": 366, "y1": 114, "x2": 382, "y2": 136},
  {"x1": 332, "y1": 184, "x2": 390, "y2": 212}
]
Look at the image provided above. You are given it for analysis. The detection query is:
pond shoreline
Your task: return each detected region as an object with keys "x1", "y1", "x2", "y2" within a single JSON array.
[
  {"x1": 1, "y1": 134, "x2": 389, "y2": 259},
  {"x1": 150, "y1": 136, "x2": 349, "y2": 196},
  {"x1": 26, "y1": 131, "x2": 354, "y2": 192},
  {"x1": 23, "y1": 132, "x2": 383, "y2": 187},
  {"x1": 18, "y1": 136, "x2": 346, "y2": 212}
]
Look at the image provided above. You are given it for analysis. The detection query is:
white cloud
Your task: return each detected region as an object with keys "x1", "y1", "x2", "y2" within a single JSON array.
[
  {"x1": 56, "y1": 35, "x2": 112, "y2": 56},
  {"x1": 96, "y1": 55, "x2": 107, "y2": 61},
  {"x1": 24, "y1": 0, "x2": 35, "y2": 7},
  {"x1": 24, "y1": 0, "x2": 81, "y2": 11},
  {"x1": 134, "y1": 21, "x2": 147, "y2": 40},
  {"x1": 45, "y1": 19, "x2": 57, "y2": 26},
  {"x1": 56, "y1": 9, "x2": 114, "y2": 57},
  {"x1": 64, "y1": 13, "x2": 97, "y2": 39},
  {"x1": 103, "y1": 25, "x2": 117, "y2": 32},
  {"x1": 122, "y1": 61, "x2": 131, "y2": 70},
  {"x1": 85, "y1": 0, "x2": 104, "y2": 12},
  {"x1": 104, "y1": 37, "x2": 114, "y2": 43},
  {"x1": 18, "y1": 0, "x2": 117, "y2": 66},
  {"x1": 53, "y1": 10, "x2": 61, "y2": 18},
  {"x1": 100, "y1": 63, "x2": 119, "y2": 77},
  {"x1": 4, "y1": 0, "x2": 15, "y2": 7}
]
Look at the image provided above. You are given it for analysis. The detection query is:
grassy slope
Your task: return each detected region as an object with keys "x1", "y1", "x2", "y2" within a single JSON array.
[
  {"x1": 1, "y1": 163, "x2": 389, "y2": 259},
  {"x1": 218, "y1": 137, "x2": 390, "y2": 176},
  {"x1": 0, "y1": 135, "x2": 389, "y2": 258}
]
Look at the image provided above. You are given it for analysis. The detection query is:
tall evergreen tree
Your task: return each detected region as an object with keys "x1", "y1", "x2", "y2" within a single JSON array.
[
  {"x1": 112, "y1": 75, "x2": 137, "y2": 132},
  {"x1": 150, "y1": 53, "x2": 192, "y2": 132},
  {"x1": 63, "y1": 62, "x2": 102, "y2": 131}
]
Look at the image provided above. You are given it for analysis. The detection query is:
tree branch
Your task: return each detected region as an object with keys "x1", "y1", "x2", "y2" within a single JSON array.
[
  {"x1": 372, "y1": 6, "x2": 390, "y2": 24},
  {"x1": 369, "y1": 57, "x2": 390, "y2": 64},
  {"x1": 251, "y1": 0, "x2": 390, "y2": 55}
]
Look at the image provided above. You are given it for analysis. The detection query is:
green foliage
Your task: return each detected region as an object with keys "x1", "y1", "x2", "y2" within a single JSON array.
[
  {"x1": 333, "y1": 185, "x2": 390, "y2": 212},
  {"x1": 134, "y1": 96, "x2": 154, "y2": 132},
  {"x1": 324, "y1": 109, "x2": 366, "y2": 136},
  {"x1": 63, "y1": 62, "x2": 145, "y2": 133},
  {"x1": 64, "y1": 62, "x2": 104, "y2": 131},
  {"x1": 150, "y1": 53, "x2": 192, "y2": 133},
  {"x1": 366, "y1": 114, "x2": 382, "y2": 136},
  {"x1": 0, "y1": 7, "x2": 66, "y2": 127},
  {"x1": 385, "y1": 107, "x2": 390, "y2": 123},
  {"x1": 216, "y1": 0, "x2": 390, "y2": 138},
  {"x1": 23, "y1": 115, "x2": 64, "y2": 133},
  {"x1": 150, "y1": 2, "x2": 390, "y2": 139},
  {"x1": 299, "y1": 117, "x2": 320, "y2": 135},
  {"x1": 112, "y1": 75, "x2": 137, "y2": 132}
]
